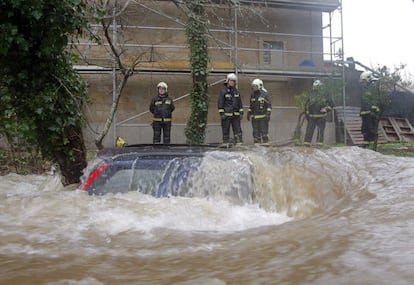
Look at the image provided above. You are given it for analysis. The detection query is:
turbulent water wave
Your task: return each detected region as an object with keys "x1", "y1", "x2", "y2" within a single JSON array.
[
  {"x1": 246, "y1": 146, "x2": 375, "y2": 218},
  {"x1": 0, "y1": 147, "x2": 403, "y2": 232},
  {"x1": 176, "y1": 146, "x2": 377, "y2": 219},
  {"x1": 1, "y1": 146, "x2": 413, "y2": 285}
]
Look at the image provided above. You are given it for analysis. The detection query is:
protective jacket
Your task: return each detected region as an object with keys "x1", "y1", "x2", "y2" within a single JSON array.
[
  {"x1": 218, "y1": 87, "x2": 243, "y2": 118},
  {"x1": 248, "y1": 90, "x2": 271, "y2": 120},
  {"x1": 305, "y1": 96, "x2": 333, "y2": 118},
  {"x1": 304, "y1": 91, "x2": 333, "y2": 145},
  {"x1": 360, "y1": 100, "x2": 380, "y2": 116},
  {"x1": 248, "y1": 89, "x2": 272, "y2": 144},
  {"x1": 149, "y1": 94, "x2": 175, "y2": 122},
  {"x1": 360, "y1": 86, "x2": 380, "y2": 143}
]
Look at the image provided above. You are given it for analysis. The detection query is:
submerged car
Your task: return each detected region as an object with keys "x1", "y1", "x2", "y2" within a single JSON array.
[
  {"x1": 79, "y1": 144, "x2": 257, "y2": 204},
  {"x1": 79, "y1": 144, "x2": 219, "y2": 196}
]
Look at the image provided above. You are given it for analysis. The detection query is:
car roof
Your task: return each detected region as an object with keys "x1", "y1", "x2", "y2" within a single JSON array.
[{"x1": 97, "y1": 144, "x2": 221, "y2": 159}]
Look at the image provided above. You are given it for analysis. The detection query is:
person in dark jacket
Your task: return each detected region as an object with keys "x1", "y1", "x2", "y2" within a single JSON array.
[
  {"x1": 303, "y1": 80, "x2": 334, "y2": 146},
  {"x1": 149, "y1": 81, "x2": 175, "y2": 144},
  {"x1": 247, "y1": 78, "x2": 272, "y2": 145},
  {"x1": 218, "y1": 73, "x2": 244, "y2": 146},
  {"x1": 359, "y1": 71, "x2": 380, "y2": 146}
]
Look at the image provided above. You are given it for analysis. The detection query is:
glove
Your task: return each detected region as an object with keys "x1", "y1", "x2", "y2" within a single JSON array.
[
  {"x1": 240, "y1": 113, "x2": 243, "y2": 120},
  {"x1": 371, "y1": 105, "x2": 380, "y2": 113},
  {"x1": 247, "y1": 112, "x2": 251, "y2": 121},
  {"x1": 266, "y1": 112, "x2": 271, "y2": 121},
  {"x1": 220, "y1": 113, "x2": 226, "y2": 120}
]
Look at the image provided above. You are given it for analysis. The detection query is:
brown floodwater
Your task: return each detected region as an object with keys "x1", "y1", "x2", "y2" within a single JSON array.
[{"x1": 0, "y1": 146, "x2": 413, "y2": 285}]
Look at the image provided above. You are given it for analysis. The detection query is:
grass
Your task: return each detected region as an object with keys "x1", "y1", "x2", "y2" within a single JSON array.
[{"x1": 376, "y1": 141, "x2": 414, "y2": 157}]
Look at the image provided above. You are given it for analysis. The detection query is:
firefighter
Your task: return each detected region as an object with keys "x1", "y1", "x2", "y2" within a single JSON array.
[
  {"x1": 149, "y1": 82, "x2": 175, "y2": 144},
  {"x1": 218, "y1": 73, "x2": 244, "y2": 146},
  {"x1": 247, "y1": 78, "x2": 272, "y2": 145},
  {"x1": 359, "y1": 71, "x2": 380, "y2": 146},
  {"x1": 303, "y1": 80, "x2": 334, "y2": 146}
]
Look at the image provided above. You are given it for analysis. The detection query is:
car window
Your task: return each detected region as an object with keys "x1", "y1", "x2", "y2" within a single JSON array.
[
  {"x1": 130, "y1": 168, "x2": 164, "y2": 195},
  {"x1": 99, "y1": 169, "x2": 133, "y2": 193},
  {"x1": 95, "y1": 155, "x2": 203, "y2": 195},
  {"x1": 157, "y1": 156, "x2": 202, "y2": 197},
  {"x1": 100, "y1": 168, "x2": 164, "y2": 194}
]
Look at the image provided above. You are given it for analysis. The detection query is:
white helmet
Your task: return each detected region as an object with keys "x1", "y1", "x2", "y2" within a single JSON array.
[
  {"x1": 360, "y1": 71, "x2": 378, "y2": 83},
  {"x1": 312, "y1": 79, "x2": 323, "y2": 88},
  {"x1": 252, "y1": 78, "x2": 264, "y2": 90},
  {"x1": 157, "y1": 81, "x2": 168, "y2": 91},
  {"x1": 225, "y1": 73, "x2": 237, "y2": 83}
]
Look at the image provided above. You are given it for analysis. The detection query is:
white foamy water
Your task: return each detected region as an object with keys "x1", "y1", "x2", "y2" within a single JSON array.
[{"x1": 0, "y1": 146, "x2": 413, "y2": 285}]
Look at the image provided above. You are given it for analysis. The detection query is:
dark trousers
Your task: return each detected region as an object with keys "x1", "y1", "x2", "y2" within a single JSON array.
[
  {"x1": 361, "y1": 114, "x2": 377, "y2": 142},
  {"x1": 252, "y1": 118, "x2": 269, "y2": 143},
  {"x1": 221, "y1": 117, "x2": 242, "y2": 143},
  {"x1": 304, "y1": 117, "x2": 326, "y2": 144},
  {"x1": 152, "y1": 121, "x2": 171, "y2": 144}
]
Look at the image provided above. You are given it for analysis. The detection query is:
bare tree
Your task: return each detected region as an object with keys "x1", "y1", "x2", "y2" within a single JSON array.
[{"x1": 86, "y1": 0, "x2": 147, "y2": 149}]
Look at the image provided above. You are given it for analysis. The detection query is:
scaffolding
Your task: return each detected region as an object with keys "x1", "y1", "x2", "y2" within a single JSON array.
[{"x1": 73, "y1": 0, "x2": 344, "y2": 145}]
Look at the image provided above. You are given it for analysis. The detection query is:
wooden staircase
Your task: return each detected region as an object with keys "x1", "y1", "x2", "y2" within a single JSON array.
[
  {"x1": 334, "y1": 106, "x2": 389, "y2": 145},
  {"x1": 334, "y1": 106, "x2": 364, "y2": 145}
]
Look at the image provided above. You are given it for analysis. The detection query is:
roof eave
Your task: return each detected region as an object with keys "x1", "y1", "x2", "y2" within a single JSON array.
[{"x1": 237, "y1": 0, "x2": 340, "y2": 12}]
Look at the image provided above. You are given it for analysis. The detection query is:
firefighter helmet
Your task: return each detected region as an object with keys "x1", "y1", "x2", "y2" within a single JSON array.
[
  {"x1": 360, "y1": 71, "x2": 377, "y2": 83},
  {"x1": 311, "y1": 80, "x2": 324, "y2": 91},
  {"x1": 225, "y1": 73, "x2": 237, "y2": 83},
  {"x1": 312, "y1": 80, "x2": 323, "y2": 88},
  {"x1": 157, "y1": 81, "x2": 168, "y2": 91},
  {"x1": 252, "y1": 78, "x2": 264, "y2": 90}
]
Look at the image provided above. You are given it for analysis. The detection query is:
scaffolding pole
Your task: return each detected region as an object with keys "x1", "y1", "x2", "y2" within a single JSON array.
[
  {"x1": 112, "y1": 2, "x2": 118, "y2": 145},
  {"x1": 339, "y1": 0, "x2": 346, "y2": 144}
]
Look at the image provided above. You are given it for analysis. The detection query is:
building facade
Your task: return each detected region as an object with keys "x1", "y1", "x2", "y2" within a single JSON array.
[{"x1": 75, "y1": 0, "x2": 342, "y2": 148}]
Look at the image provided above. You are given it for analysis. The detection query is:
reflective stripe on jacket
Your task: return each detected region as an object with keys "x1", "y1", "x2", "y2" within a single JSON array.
[
  {"x1": 305, "y1": 92, "x2": 333, "y2": 119},
  {"x1": 149, "y1": 94, "x2": 175, "y2": 121},
  {"x1": 360, "y1": 103, "x2": 380, "y2": 116},
  {"x1": 218, "y1": 87, "x2": 243, "y2": 117},
  {"x1": 248, "y1": 90, "x2": 271, "y2": 119}
]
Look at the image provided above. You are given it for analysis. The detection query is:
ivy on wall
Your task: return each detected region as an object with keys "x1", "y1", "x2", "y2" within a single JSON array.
[{"x1": 184, "y1": 0, "x2": 209, "y2": 144}]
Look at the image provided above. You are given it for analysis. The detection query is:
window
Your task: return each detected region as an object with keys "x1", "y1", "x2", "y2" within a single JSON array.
[{"x1": 263, "y1": 41, "x2": 284, "y2": 65}]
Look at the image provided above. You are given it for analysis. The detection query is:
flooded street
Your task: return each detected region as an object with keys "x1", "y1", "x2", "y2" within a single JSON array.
[{"x1": 0, "y1": 146, "x2": 413, "y2": 285}]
